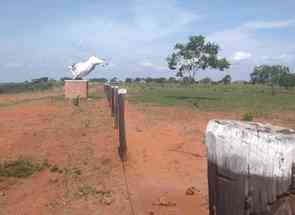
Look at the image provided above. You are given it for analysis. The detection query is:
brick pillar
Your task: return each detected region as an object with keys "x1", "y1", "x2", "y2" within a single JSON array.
[{"x1": 64, "y1": 80, "x2": 88, "y2": 99}]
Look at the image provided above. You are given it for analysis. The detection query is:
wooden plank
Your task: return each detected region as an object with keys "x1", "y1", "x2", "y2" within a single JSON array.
[{"x1": 205, "y1": 120, "x2": 295, "y2": 215}]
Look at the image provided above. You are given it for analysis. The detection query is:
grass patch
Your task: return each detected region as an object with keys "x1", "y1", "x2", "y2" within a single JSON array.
[
  {"x1": 0, "y1": 157, "x2": 82, "y2": 179},
  {"x1": 124, "y1": 83, "x2": 295, "y2": 112},
  {"x1": 0, "y1": 159, "x2": 48, "y2": 178}
]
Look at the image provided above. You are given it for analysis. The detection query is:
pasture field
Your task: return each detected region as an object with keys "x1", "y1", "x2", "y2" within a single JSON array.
[
  {"x1": 125, "y1": 83, "x2": 295, "y2": 113},
  {"x1": 0, "y1": 83, "x2": 294, "y2": 214}
]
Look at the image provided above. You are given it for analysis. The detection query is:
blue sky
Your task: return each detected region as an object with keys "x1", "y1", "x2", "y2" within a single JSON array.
[{"x1": 1, "y1": 0, "x2": 295, "y2": 82}]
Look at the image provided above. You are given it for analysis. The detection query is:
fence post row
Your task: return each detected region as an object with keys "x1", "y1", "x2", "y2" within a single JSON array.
[{"x1": 104, "y1": 84, "x2": 127, "y2": 161}]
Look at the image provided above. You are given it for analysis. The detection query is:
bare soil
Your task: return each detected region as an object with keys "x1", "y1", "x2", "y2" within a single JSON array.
[{"x1": 0, "y1": 87, "x2": 294, "y2": 215}]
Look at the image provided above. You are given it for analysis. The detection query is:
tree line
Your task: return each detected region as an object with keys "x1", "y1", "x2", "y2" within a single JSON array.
[{"x1": 250, "y1": 65, "x2": 295, "y2": 91}]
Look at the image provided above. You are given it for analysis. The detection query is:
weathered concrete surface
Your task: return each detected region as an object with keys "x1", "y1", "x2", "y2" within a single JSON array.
[{"x1": 206, "y1": 120, "x2": 295, "y2": 215}]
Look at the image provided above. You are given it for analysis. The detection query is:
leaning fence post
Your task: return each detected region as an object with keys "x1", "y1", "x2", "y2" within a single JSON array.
[
  {"x1": 118, "y1": 88, "x2": 127, "y2": 161},
  {"x1": 205, "y1": 120, "x2": 295, "y2": 215}
]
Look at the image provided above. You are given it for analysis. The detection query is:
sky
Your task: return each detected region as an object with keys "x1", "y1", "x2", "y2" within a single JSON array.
[{"x1": 1, "y1": 0, "x2": 295, "y2": 82}]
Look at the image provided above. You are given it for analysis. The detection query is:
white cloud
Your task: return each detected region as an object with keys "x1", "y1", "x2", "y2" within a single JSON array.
[
  {"x1": 243, "y1": 19, "x2": 295, "y2": 30},
  {"x1": 261, "y1": 53, "x2": 294, "y2": 62},
  {"x1": 209, "y1": 18, "x2": 295, "y2": 62},
  {"x1": 208, "y1": 18, "x2": 295, "y2": 80},
  {"x1": 139, "y1": 60, "x2": 167, "y2": 70},
  {"x1": 232, "y1": 51, "x2": 252, "y2": 61},
  {"x1": 3, "y1": 62, "x2": 23, "y2": 68}
]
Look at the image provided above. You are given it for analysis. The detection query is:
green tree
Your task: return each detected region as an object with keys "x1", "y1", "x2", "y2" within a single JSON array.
[
  {"x1": 125, "y1": 78, "x2": 133, "y2": 83},
  {"x1": 168, "y1": 77, "x2": 177, "y2": 83},
  {"x1": 145, "y1": 77, "x2": 153, "y2": 83},
  {"x1": 279, "y1": 73, "x2": 295, "y2": 89},
  {"x1": 250, "y1": 65, "x2": 292, "y2": 95},
  {"x1": 167, "y1": 35, "x2": 230, "y2": 81},
  {"x1": 110, "y1": 77, "x2": 118, "y2": 83},
  {"x1": 134, "y1": 77, "x2": 141, "y2": 82},
  {"x1": 199, "y1": 77, "x2": 212, "y2": 84},
  {"x1": 219, "y1": 74, "x2": 232, "y2": 85}
]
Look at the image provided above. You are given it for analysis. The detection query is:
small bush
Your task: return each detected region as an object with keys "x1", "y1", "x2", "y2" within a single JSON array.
[
  {"x1": 72, "y1": 96, "x2": 80, "y2": 106},
  {"x1": 242, "y1": 112, "x2": 254, "y2": 121}
]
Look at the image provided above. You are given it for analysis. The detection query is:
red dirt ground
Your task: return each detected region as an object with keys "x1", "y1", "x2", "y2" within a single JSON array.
[{"x1": 0, "y1": 87, "x2": 294, "y2": 215}]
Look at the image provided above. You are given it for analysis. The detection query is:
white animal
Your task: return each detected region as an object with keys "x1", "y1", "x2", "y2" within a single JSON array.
[{"x1": 68, "y1": 56, "x2": 107, "y2": 79}]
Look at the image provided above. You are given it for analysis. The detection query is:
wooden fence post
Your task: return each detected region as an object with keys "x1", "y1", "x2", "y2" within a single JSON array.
[
  {"x1": 114, "y1": 86, "x2": 119, "y2": 129},
  {"x1": 104, "y1": 84, "x2": 111, "y2": 106},
  {"x1": 118, "y1": 88, "x2": 127, "y2": 161},
  {"x1": 205, "y1": 120, "x2": 295, "y2": 215},
  {"x1": 111, "y1": 86, "x2": 115, "y2": 117}
]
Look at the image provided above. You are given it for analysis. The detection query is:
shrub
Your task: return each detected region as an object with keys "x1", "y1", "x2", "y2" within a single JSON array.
[
  {"x1": 72, "y1": 96, "x2": 80, "y2": 106},
  {"x1": 242, "y1": 112, "x2": 254, "y2": 121}
]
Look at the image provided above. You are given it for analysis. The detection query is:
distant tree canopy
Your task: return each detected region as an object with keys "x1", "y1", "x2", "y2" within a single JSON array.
[
  {"x1": 199, "y1": 77, "x2": 212, "y2": 84},
  {"x1": 125, "y1": 78, "x2": 133, "y2": 83},
  {"x1": 32, "y1": 77, "x2": 49, "y2": 84},
  {"x1": 250, "y1": 65, "x2": 295, "y2": 94},
  {"x1": 134, "y1": 77, "x2": 142, "y2": 82},
  {"x1": 60, "y1": 77, "x2": 72, "y2": 81},
  {"x1": 250, "y1": 65, "x2": 294, "y2": 86},
  {"x1": 89, "y1": 78, "x2": 108, "y2": 83},
  {"x1": 167, "y1": 35, "x2": 230, "y2": 81},
  {"x1": 168, "y1": 77, "x2": 177, "y2": 83},
  {"x1": 110, "y1": 77, "x2": 118, "y2": 83},
  {"x1": 220, "y1": 74, "x2": 232, "y2": 85}
]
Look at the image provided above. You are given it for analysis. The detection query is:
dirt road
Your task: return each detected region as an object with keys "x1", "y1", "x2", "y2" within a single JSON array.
[{"x1": 1, "y1": 88, "x2": 294, "y2": 214}]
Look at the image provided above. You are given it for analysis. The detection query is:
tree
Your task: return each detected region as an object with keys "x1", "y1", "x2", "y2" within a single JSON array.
[
  {"x1": 125, "y1": 78, "x2": 133, "y2": 83},
  {"x1": 31, "y1": 77, "x2": 49, "y2": 84},
  {"x1": 89, "y1": 78, "x2": 108, "y2": 83},
  {"x1": 279, "y1": 73, "x2": 295, "y2": 89},
  {"x1": 110, "y1": 77, "x2": 118, "y2": 83},
  {"x1": 154, "y1": 77, "x2": 166, "y2": 83},
  {"x1": 199, "y1": 77, "x2": 212, "y2": 84},
  {"x1": 167, "y1": 35, "x2": 230, "y2": 81},
  {"x1": 145, "y1": 77, "x2": 153, "y2": 83},
  {"x1": 134, "y1": 77, "x2": 141, "y2": 82},
  {"x1": 250, "y1": 65, "x2": 292, "y2": 95},
  {"x1": 219, "y1": 74, "x2": 232, "y2": 85},
  {"x1": 168, "y1": 77, "x2": 177, "y2": 83},
  {"x1": 60, "y1": 77, "x2": 72, "y2": 81}
]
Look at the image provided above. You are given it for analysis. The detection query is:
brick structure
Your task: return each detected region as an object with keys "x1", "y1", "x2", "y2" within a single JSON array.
[{"x1": 64, "y1": 80, "x2": 88, "y2": 99}]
